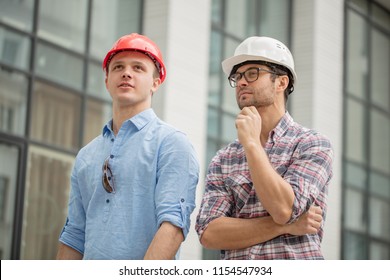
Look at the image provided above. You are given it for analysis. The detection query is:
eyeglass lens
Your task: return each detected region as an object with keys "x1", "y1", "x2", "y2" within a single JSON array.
[{"x1": 229, "y1": 67, "x2": 274, "y2": 88}]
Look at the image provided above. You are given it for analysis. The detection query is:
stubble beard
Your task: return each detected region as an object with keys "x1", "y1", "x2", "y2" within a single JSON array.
[{"x1": 237, "y1": 94, "x2": 274, "y2": 110}]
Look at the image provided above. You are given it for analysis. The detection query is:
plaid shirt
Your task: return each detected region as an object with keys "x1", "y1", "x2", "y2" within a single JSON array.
[{"x1": 196, "y1": 112, "x2": 333, "y2": 259}]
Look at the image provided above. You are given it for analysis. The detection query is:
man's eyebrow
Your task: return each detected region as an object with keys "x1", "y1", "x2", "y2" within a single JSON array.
[{"x1": 111, "y1": 59, "x2": 147, "y2": 66}]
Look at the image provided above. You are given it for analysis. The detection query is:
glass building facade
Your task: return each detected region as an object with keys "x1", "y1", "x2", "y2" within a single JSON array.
[
  {"x1": 343, "y1": 0, "x2": 390, "y2": 259},
  {"x1": 0, "y1": 0, "x2": 389, "y2": 260},
  {"x1": 0, "y1": 0, "x2": 142, "y2": 259}
]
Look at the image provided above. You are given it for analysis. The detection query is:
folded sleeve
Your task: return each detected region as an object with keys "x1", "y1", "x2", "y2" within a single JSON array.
[{"x1": 154, "y1": 131, "x2": 199, "y2": 239}]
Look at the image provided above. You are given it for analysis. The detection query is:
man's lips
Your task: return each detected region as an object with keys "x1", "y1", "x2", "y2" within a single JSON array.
[
  {"x1": 118, "y1": 82, "x2": 134, "y2": 88},
  {"x1": 238, "y1": 90, "x2": 252, "y2": 98}
]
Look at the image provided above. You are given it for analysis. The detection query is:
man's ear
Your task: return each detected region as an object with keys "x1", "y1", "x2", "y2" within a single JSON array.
[
  {"x1": 151, "y1": 77, "x2": 162, "y2": 93},
  {"x1": 277, "y1": 75, "x2": 289, "y2": 92}
]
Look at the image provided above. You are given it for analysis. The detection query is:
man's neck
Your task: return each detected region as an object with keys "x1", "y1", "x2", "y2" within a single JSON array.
[
  {"x1": 258, "y1": 105, "x2": 285, "y2": 146},
  {"x1": 111, "y1": 105, "x2": 150, "y2": 135}
]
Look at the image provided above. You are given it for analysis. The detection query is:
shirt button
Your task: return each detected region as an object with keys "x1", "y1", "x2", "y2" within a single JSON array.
[
  {"x1": 110, "y1": 155, "x2": 114, "y2": 159},
  {"x1": 111, "y1": 138, "x2": 114, "y2": 142},
  {"x1": 106, "y1": 199, "x2": 110, "y2": 203},
  {"x1": 180, "y1": 198, "x2": 185, "y2": 203}
]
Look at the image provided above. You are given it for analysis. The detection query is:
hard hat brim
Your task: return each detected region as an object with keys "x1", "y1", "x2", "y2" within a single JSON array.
[{"x1": 221, "y1": 54, "x2": 297, "y2": 82}]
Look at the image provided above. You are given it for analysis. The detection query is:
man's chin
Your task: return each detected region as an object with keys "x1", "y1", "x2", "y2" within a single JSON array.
[{"x1": 238, "y1": 101, "x2": 254, "y2": 110}]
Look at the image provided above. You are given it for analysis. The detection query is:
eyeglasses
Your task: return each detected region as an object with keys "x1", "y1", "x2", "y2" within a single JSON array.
[
  {"x1": 228, "y1": 67, "x2": 276, "y2": 88},
  {"x1": 102, "y1": 157, "x2": 115, "y2": 193}
]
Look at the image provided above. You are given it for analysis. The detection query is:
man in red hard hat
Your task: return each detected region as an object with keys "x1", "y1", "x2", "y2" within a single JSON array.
[
  {"x1": 57, "y1": 33, "x2": 199, "y2": 260},
  {"x1": 196, "y1": 36, "x2": 334, "y2": 259}
]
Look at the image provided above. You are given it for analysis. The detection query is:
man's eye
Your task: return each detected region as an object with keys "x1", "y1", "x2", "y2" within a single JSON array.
[{"x1": 247, "y1": 70, "x2": 257, "y2": 77}]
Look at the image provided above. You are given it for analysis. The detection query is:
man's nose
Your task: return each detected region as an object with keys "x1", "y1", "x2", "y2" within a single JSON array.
[
  {"x1": 236, "y1": 75, "x2": 248, "y2": 86},
  {"x1": 122, "y1": 67, "x2": 132, "y2": 78}
]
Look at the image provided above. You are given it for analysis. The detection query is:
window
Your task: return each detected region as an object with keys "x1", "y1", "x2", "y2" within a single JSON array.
[
  {"x1": 0, "y1": 142, "x2": 20, "y2": 260},
  {"x1": 35, "y1": 43, "x2": 84, "y2": 91},
  {"x1": 0, "y1": 0, "x2": 35, "y2": 32},
  {"x1": 30, "y1": 82, "x2": 82, "y2": 151},
  {"x1": 0, "y1": 26, "x2": 31, "y2": 70},
  {"x1": 0, "y1": 0, "x2": 143, "y2": 259},
  {"x1": 20, "y1": 146, "x2": 74, "y2": 260},
  {"x1": 343, "y1": 0, "x2": 390, "y2": 260},
  {"x1": 38, "y1": 0, "x2": 87, "y2": 53},
  {"x1": 83, "y1": 99, "x2": 112, "y2": 145},
  {"x1": 0, "y1": 68, "x2": 28, "y2": 136}
]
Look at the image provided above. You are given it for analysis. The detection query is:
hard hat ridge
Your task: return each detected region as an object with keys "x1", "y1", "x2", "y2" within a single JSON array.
[{"x1": 102, "y1": 33, "x2": 166, "y2": 83}]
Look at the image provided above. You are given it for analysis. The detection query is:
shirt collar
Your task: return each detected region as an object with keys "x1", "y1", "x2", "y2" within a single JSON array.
[
  {"x1": 269, "y1": 111, "x2": 294, "y2": 142},
  {"x1": 102, "y1": 108, "x2": 157, "y2": 136}
]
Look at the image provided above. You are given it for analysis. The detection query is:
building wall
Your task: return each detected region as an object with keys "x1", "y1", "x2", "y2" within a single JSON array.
[{"x1": 291, "y1": 0, "x2": 344, "y2": 260}]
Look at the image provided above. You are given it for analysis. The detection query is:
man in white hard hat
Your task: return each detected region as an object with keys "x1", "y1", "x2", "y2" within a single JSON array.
[{"x1": 196, "y1": 37, "x2": 334, "y2": 259}]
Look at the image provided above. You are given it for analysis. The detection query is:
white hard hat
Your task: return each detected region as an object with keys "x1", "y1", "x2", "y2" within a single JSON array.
[{"x1": 221, "y1": 36, "x2": 297, "y2": 83}]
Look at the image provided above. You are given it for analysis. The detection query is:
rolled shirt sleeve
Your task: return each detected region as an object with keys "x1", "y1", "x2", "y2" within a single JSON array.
[{"x1": 155, "y1": 131, "x2": 199, "y2": 238}]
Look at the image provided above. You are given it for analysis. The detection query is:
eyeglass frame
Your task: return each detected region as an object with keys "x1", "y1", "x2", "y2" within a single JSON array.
[
  {"x1": 102, "y1": 156, "x2": 115, "y2": 193},
  {"x1": 228, "y1": 67, "x2": 277, "y2": 88}
]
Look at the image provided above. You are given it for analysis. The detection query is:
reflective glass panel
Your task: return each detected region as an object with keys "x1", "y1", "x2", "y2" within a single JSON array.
[
  {"x1": 372, "y1": 5, "x2": 390, "y2": 31},
  {"x1": 349, "y1": 0, "x2": 368, "y2": 13},
  {"x1": 345, "y1": 162, "x2": 367, "y2": 190},
  {"x1": 0, "y1": 142, "x2": 19, "y2": 259},
  {"x1": 208, "y1": 31, "x2": 222, "y2": 106},
  {"x1": 369, "y1": 196, "x2": 390, "y2": 241},
  {"x1": 30, "y1": 82, "x2": 82, "y2": 150},
  {"x1": 223, "y1": 37, "x2": 240, "y2": 113},
  {"x1": 370, "y1": 110, "x2": 390, "y2": 174},
  {"x1": 258, "y1": 0, "x2": 289, "y2": 40},
  {"x1": 211, "y1": 0, "x2": 223, "y2": 25},
  {"x1": 38, "y1": 0, "x2": 87, "y2": 52},
  {"x1": 0, "y1": 0, "x2": 35, "y2": 32},
  {"x1": 344, "y1": 231, "x2": 367, "y2": 259},
  {"x1": 345, "y1": 188, "x2": 365, "y2": 232},
  {"x1": 83, "y1": 98, "x2": 112, "y2": 145},
  {"x1": 0, "y1": 27, "x2": 31, "y2": 70},
  {"x1": 89, "y1": 0, "x2": 142, "y2": 60},
  {"x1": 370, "y1": 30, "x2": 389, "y2": 111},
  {"x1": 222, "y1": 113, "x2": 237, "y2": 143},
  {"x1": 35, "y1": 43, "x2": 83, "y2": 91},
  {"x1": 346, "y1": 11, "x2": 368, "y2": 99},
  {"x1": 225, "y1": 0, "x2": 251, "y2": 37},
  {"x1": 87, "y1": 61, "x2": 111, "y2": 101},
  {"x1": 345, "y1": 98, "x2": 366, "y2": 163},
  {"x1": 207, "y1": 107, "x2": 219, "y2": 139},
  {"x1": 370, "y1": 241, "x2": 390, "y2": 260},
  {"x1": 20, "y1": 145, "x2": 74, "y2": 259},
  {"x1": 370, "y1": 172, "x2": 390, "y2": 198},
  {"x1": 0, "y1": 68, "x2": 28, "y2": 136}
]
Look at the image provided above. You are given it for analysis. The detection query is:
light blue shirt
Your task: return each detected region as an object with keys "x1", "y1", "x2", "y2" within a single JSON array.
[{"x1": 59, "y1": 109, "x2": 199, "y2": 259}]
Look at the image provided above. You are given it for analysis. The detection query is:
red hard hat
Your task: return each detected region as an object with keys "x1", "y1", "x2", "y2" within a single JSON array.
[{"x1": 102, "y1": 33, "x2": 166, "y2": 83}]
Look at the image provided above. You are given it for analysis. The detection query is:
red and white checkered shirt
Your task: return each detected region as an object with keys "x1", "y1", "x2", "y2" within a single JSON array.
[{"x1": 196, "y1": 112, "x2": 333, "y2": 259}]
